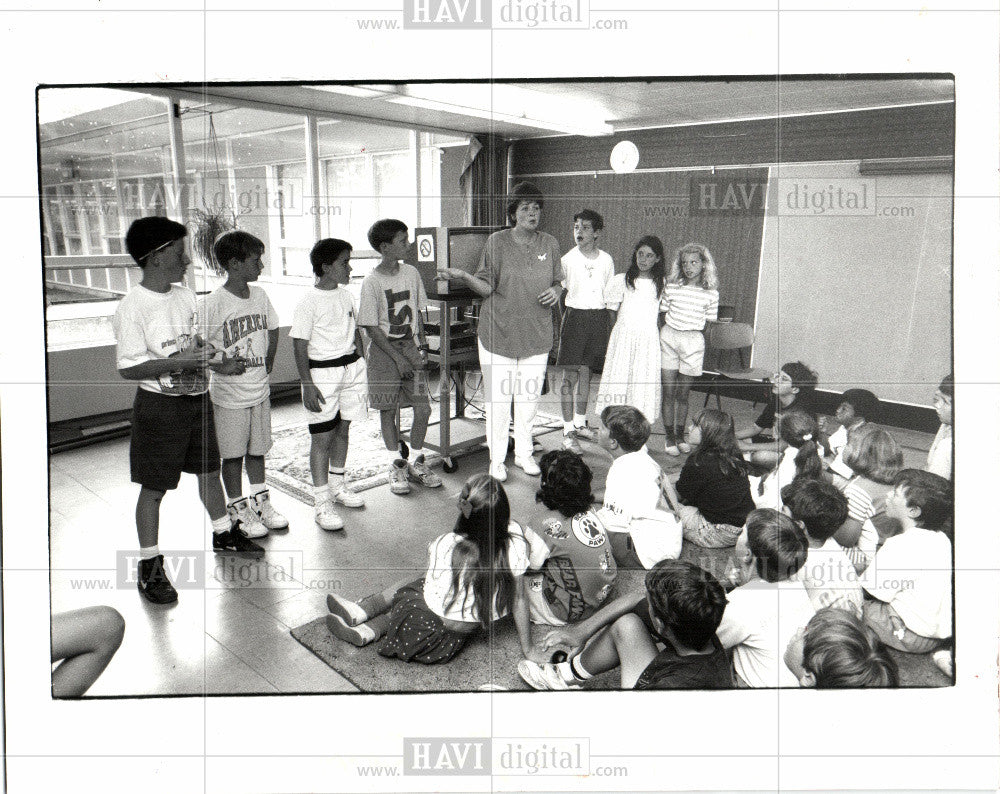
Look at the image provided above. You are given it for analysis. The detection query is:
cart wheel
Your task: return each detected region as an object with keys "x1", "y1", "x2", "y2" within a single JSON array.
[
  {"x1": 398, "y1": 440, "x2": 409, "y2": 460},
  {"x1": 442, "y1": 457, "x2": 459, "y2": 474}
]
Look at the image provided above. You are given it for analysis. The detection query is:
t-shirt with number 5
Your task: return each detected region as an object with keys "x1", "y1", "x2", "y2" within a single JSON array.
[{"x1": 358, "y1": 263, "x2": 427, "y2": 340}]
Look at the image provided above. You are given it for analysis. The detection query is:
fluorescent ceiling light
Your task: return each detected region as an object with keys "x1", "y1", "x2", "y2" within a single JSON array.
[
  {"x1": 385, "y1": 94, "x2": 612, "y2": 137},
  {"x1": 313, "y1": 85, "x2": 387, "y2": 99}
]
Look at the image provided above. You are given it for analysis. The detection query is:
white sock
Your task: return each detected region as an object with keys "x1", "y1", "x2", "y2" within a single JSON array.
[
  {"x1": 139, "y1": 545, "x2": 159, "y2": 561},
  {"x1": 568, "y1": 655, "x2": 593, "y2": 681},
  {"x1": 564, "y1": 420, "x2": 575, "y2": 434},
  {"x1": 574, "y1": 413, "x2": 587, "y2": 428},
  {"x1": 329, "y1": 472, "x2": 345, "y2": 491},
  {"x1": 211, "y1": 516, "x2": 230, "y2": 535},
  {"x1": 313, "y1": 484, "x2": 329, "y2": 505},
  {"x1": 248, "y1": 482, "x2": 266, "y2": 496}
]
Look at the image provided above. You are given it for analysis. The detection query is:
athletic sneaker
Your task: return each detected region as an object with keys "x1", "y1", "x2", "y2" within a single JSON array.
[
  {"x1": 227, "y1": 497, "x2": 268, "y2": 539},
  {"x1": 408, "y1": 454, "x2": 442, "y2": 488},
  {"x1": 314, "y1": 500, "x2": 345, "y2": 531},
  {"x1": 326, "y1": 613, "x2": 378, "y2": 647},
  {"x1": 252, "y1": 490, "x2": 289, "y2": 530},
  {"x1": 326, "y1": 593, "x2": 368, "y2": 627},
  {"x1": 489, "y1": 462, "x2": 508, "y2": 482},
  {"x1": 330, "y1": 485, "x2": 365, "y2": 508},
  {"x1": 517, "y1": 659, "x2": 582, "y2": 691},
  {"x1": 212, "y1": 527, "x2": 265, "y2": 559},
  {"x1": 137, "y1": 555, "x2": 178, "y2": 605},
  {"x1": 676, "y1": 426, "x2": 692, "y2": 454},
  {"x1": 932, "y1": 648, "x2": 954, "y2": 678},
  {"x1": 574, "y1": 424, "x2": 596, "y2": 441},
  {"x1": 562, "y1": 430, "x2": 583, "y2": 455},
  {"x1": 514, "y1": 455, "x2": 541, "y2": 476},
  {"x1": 664, "y1": 427, "x2": 681, "y2": 457},
  {"x1": 389, "y1": 459, "x2": 411, "y2": 495}
]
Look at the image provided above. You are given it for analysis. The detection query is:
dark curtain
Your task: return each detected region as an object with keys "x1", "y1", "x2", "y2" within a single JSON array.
[{"x1": 460, "y1": 134, "x2": 509, "y2": 227}]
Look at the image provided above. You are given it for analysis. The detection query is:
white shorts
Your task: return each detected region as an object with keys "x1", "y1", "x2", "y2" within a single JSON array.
[
  {"x1": 306, "y1": 357, "x2": 368, "y2": 424},
  {"x1": 659, "y1": 325, "x2": 706, "y2": 376},
  {"x1": 214, "y1": 400, "x2": 272, "y2": 459}
]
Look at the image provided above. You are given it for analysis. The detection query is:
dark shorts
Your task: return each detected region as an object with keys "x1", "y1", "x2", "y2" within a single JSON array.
[
  {"x1": 377, "y1": 580, "x2": 479, "y2": 665},
  {"x1": 366, "y1": 336, "x2": 431, "y2": 411},
  {"x1": 556, "y1": 308, "x2": 612, "y2": 371},
  {"x1": 130, "y1": 388, "x2": 221, "y2": 491}
]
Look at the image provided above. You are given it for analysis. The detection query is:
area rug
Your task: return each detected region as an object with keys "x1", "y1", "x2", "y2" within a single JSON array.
[{"x1": 266, "y1": 384, "x2": 563, "y2": 503}]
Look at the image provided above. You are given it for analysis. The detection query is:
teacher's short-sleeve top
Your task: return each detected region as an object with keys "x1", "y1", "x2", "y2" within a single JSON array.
[{"x1": 475, "y1": 228, "x2": 562, "y2": 358}]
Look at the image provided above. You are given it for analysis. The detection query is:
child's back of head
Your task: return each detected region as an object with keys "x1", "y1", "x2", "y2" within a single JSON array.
[
  {"x1": 843, "y1": 424, "x2": 903, "y2": 484},
  {"x1": 779, "y1": 410, "x2": 823, "y2": 482},
  {"x1": 600, "y1": 405, "x2": 651, "y2": 453},
  {"x1": 745, "y1": 508, "x2": 809, "y2": 582},
  {"x1": 690, "y1": 409, "x2": 745, "y2": 473},
  {"x1": 780, "y1": 479, "x2": 849, "y2": 543},
  {"x1": 213, "y1": 229, "x2": 264, "y2": 271},
  {"x1": 840, "y1": 388, "x2": 880, "y2": 424},
  {"x1": 125, "y1": 216, "x2": 187, "y2": 267},
  {"x1": 645, "y1": 560, "x2": 728, "y2": 650},
  {"x1": 893, "y1": 468, "x2": 953, "y2": 531},
  {"x1": 799, "y1": 607, "x2": 899, "y2": 688},
  {"x1": 536, "y1": 450, "x2": 595, "y2": 517}
]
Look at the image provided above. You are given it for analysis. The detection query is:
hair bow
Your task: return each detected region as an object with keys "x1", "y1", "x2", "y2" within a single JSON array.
[
  {"x1": 802, "y1": 433, "x2": 813, "y2": 441},
  {"x1": 458, "y1": 497, "x2": 473, "y2": 519}
]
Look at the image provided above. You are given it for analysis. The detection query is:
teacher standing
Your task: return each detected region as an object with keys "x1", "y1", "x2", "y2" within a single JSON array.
[{"x1": 438, "y1": 182, "x2": 562, "y2": 481}]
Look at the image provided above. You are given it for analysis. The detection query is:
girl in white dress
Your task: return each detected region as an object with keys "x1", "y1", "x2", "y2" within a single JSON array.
[{"x1": 596, "y1": 236, "x2": 666, "y2": 424}]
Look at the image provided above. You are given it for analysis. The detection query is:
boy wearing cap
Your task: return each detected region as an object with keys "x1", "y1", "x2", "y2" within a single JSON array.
[{"x1": 113, "y1": 217, "x2": 265, "y2": 606}]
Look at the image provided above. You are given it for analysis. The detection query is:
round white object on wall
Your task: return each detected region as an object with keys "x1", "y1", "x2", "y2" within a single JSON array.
[{"x1": 610, "y1": 140, "x2": 640, "y2": 173}]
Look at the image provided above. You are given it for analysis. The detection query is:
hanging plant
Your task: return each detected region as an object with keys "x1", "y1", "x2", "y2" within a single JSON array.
[{"x1": 191, "y1": 207, "x2": 237, "y2": 276}]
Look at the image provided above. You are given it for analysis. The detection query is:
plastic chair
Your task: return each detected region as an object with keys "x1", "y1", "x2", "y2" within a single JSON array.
[{"x1": 702, "y1": 322, "x2": 772, "y2": 410}]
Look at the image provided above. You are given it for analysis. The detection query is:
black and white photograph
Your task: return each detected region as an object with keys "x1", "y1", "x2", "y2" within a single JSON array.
[{"x1": 4, "y1": 3, "x2": 1000, "y2": 794}]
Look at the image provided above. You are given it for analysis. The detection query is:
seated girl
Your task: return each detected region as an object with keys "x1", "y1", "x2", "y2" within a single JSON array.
[
  {"x1": 325, "y1": 473, "x2": 543, "y2": 664},
  {"x1": 752, "y1": 410, "x2": 823, "y2": 510}
]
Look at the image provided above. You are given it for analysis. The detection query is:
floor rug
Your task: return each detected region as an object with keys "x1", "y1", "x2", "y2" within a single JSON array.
[{"x1": 266, "y1": 388, "x2": 563, "y2": 503}]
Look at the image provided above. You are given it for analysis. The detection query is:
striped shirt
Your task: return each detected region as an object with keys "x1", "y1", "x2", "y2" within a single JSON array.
[{"x1": 660, "y1": 283, "x2": 719, "y2": 331}]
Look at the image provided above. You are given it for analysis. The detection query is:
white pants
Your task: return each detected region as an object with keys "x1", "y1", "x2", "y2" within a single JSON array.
[{"x1": 478, "y1": 341, "x2": 549, "y2": 463}]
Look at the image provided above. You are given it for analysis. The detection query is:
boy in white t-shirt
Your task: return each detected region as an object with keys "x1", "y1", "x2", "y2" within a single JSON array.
[
  {"x1": 199, "y1": 231, "x2": 286, "y2": 539},
  {"x1": 290, "y1": 239, "x2": 368, "y2": 531},
  {"x1": 113, "y1": 217, "x2": 264, "y2": 605},
  {"x1": 596, "y1": 405, "x2": 682, "y2": 570},
  {"x1": 862, "y1": 469, "x2": 953, "y2": 659},
  {"x1": 717, "y1": 508, "x2": 815, "y2": 687},
  {"x1": 556, "y1": 210, "x2": 616, "y2": 454},
  {"x1": 926, "y1": 375, "x2": 952, "y2": 480}
]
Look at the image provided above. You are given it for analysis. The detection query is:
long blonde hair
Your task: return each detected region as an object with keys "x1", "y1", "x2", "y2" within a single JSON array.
[{"x1": 668, "y1": 242, "x2": 719, "y2": 290}]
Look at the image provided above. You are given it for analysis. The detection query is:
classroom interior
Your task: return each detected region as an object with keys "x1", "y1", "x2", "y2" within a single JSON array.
[{"x1": 42, "y1": 78, "x2": 954, "y2": 694}]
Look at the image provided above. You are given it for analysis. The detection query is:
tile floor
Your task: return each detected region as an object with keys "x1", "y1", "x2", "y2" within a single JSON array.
[{"x1": 49, "y1": 384, "x2": 934, "y2": 697}]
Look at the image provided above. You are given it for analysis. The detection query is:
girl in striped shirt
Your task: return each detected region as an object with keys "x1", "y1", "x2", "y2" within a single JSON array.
[{"x1": 659, "y1": 243, "x2": 720, "y2": 456}]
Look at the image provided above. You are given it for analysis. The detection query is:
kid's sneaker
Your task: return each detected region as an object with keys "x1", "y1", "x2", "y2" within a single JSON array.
[
  {"x1": 330, "y1": 485, "x2": 365, "y2": 509},
  {"x1": 212, "y1": 527, "x2": 265, "y2": 559},
  {"x1": 489, "y1": 462, "x2": 508, "y2": 482},
  {"x1": 407, "y1": 455, "x2": 442, "y2": 488},
  {"x1": 326, "y1": 593, "x2": 368, "y2": 627},
  {"x1": 326, "y1": 613, "x2": 378, "y2": 647},
  {"x1": 574, "y1": 424, "x2": 596, "y2": 441},
  {"x1": 514, "y1": 455, "x2": 541, "y2": 476},
  {"x1": 517, "y1": 659, "x2": 582, "y2": 691},
  {"x1": 389, "y1": 459, "x2": 411, "y2": 495},
  {"x1": 137, "y1": 554, "x2": 179, "y2": 605},
  {"x1": 676, "y1": 426, "x2": 692, "y2": 454},
  {"x1": 314, "y1": 500, "x2": 345, "y2": 531},
  {"x1": 562, "y1": 430, "x2": 583, "y2": 455},
  {"x1": 252, "y1": 490, "x2": 289, "y2": 530},
  {"x1": 228, "y1": 497, "x2": 268, "y2": 538}
]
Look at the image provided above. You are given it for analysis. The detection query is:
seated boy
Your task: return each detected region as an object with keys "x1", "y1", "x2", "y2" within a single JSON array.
[
  {"x1": 825, "y1": 388, "x2": 880, "y2": 486},
  {"x1": 518, "y1": 559, "x2": 732, "y2": 690},
  {"x1": 198, "y1": 230, "x2": 287, "y2": 538},
  {"x1": 595, "y1": 405, "x2": 682, "y2": 570},
  {"x1": 783, "y1": 607, "x2": 899, "y2": 688},
  {"x1": 736, "y1": 361, "x2": 818, "y2": 469},
  {"x1": 926, "y1": 375, "x2": 953, "y2": 480},
  {"x1": 359, "y1": 219, "x2": 441, "y2": 495},
  {"x1": 861, "y1": 469, "x2": 952, "y2": 655},
  {"x1": 113, "y1": 217, "x2": 263, "y2": 605},
  {"x1": 781, "y1": 478, "x2": 863, "y2": 617},
  {"x1": 716, "y1": 508, "x2": 816, "y2": 687},
  {"x1": 522, "y1": 450, "x2": 617, "y2": 626},
  {"x1": 290, "y1": 239, "x2": 368, "y2": 531}
]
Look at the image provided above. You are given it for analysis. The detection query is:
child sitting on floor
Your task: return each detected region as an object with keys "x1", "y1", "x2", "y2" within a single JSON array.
[
  {"x1": 862, "y1": 469, "x2": 953, "y2": 661},
  {"x1": 716, "y1": 508, "x2": 816, "y2": 687},
  {"x1": 784, "y1": 607, "x2": 899, "y2": 688},
  {"x1": 324, "y1": 473, "x2": 541, "y2": 665},
  {"x1": 736, "y1": 361, "x2": 818, "y2": 469},
  {"x1": 926, "y1": 374, "x2": 952, "y2": 480},
  {"x1": 517, "y1": 559, "x2": 732, "y2": 690},
  {"x1": 781, "y1": 478, "x2": 862, "y2": 617},
  {"x1": 752, "y1": 410, "x2": 823, "y2": 510},
  {"x1": 824, "y1": 388, "x2": 880, "y2": 487},
  {"x1": 522, "y1": 450, "x2": 618, "y2": 626},
  {"x1": 834, "y1": 423, "x2": 904, "y2": 573},
  {"x1": 660, "y1": 409, "x2": 754, "y2": 549},
  {"x1": 596, "y1": 405, "x2": 683, "y2": 570}
]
